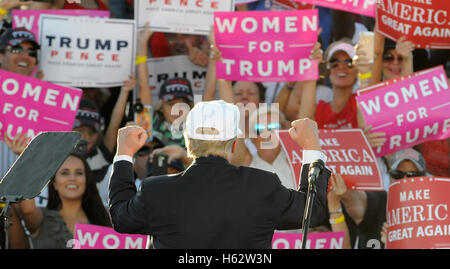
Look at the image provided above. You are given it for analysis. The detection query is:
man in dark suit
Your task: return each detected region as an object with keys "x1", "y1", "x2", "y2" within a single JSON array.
[{"x1": 109, "y1": 100, "x2": 330, "y2": 249}]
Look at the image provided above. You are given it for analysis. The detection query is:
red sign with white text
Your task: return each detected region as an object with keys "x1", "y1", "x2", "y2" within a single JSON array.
[
  {"x1": 386, "y1": 177, "x2": 450, "y2": 249},
  {"x1": 276, "y1": 129, "x2": 383, "y2": 191},
  {"x1": 376, "y1": 0, "x2": 450, "y2": 49}
]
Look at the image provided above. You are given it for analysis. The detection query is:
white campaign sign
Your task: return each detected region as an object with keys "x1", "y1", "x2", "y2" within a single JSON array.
[
  {"x1": 135, "y1": 0, "x2": 236, "y2": 35},
  {"x1": 39, "y1": 15, "x2": 135, "y2": 88},
  {"x1": 147, "y1": 55, "x2": 207, "y2": 105}
]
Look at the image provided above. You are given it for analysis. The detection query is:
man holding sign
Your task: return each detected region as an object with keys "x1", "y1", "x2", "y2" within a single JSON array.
[{"x1": 0, "y1": 28, "x2": 42, "y2": 177}]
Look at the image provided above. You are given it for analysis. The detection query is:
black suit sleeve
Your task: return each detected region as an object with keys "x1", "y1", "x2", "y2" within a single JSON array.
[
  {"x1": 274, "y1": 163, "x2": 331, "y2": 230},
  {"x1": 108, "y1": 161, "x2": 149, "y2": 234}
]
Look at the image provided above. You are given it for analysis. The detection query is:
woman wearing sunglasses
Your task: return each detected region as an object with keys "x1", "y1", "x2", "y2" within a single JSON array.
[
  {"x1": 230, "y1": 106, "x2": 296, "y2": 191},
  {"x1": 371, "y1": 33, "x2": 415, "y2": 84}
]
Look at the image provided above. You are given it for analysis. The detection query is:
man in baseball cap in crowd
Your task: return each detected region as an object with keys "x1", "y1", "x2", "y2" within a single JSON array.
[
  {"x1": 152, "y1": 77, "x2": 194, "y2": 148},
  {"x1": 0, "y1": 27, "x2": 42, "y2": 176},
  {"x1": 388, "y1": 148, "x2": 428, "y2": 181},
  {"x1": 72, "y1": 99, "x2": 115, "y2": 183},
  {"x1": 0, "y1": 27, "x2": 42, "y2": 249},
  {"x1": 109, "y1": 100, "x2": 330, "y2": 248},
  {"x1": 0, "y1": 27, "x2": 40, "y2": 76}
]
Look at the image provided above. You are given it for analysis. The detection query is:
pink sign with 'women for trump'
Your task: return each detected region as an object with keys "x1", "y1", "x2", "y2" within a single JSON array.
[
  {"x1": 12, "y1": 9, "x2": 110, "y2": 40},
  {"x1": 272, "y1": 231, "x2": 345, "y2": 249},
  {"x1": 73, "y1": 223, "x2": 149, "y2": 249},
  {"x1": 356, "y1": 65, "x2": 450, "y2": 157},
  {"x1": 0, "y1": 70, "x2": 82, "y2": 141},
  {"x1": 294, "y1": 0, "x2": 376, "y2": 17},
  {"x1": 214, "y1": 10, "x2": 319, "y2": 82}
]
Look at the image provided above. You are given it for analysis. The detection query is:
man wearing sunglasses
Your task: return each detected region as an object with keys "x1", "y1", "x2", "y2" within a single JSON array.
[{"x1": 0, "y1": 28, "x2": 40, "y2": 76}]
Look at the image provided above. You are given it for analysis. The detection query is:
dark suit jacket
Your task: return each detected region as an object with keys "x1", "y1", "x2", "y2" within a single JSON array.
[{"x1": 109, "y1": 155, "x2": 330, "y2": 249}]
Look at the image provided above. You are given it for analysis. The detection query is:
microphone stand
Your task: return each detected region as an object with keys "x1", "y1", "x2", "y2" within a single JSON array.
[
  {"x1": 301, "y1": 172, "x2": 318, "y2": 250},
  {"x1": 0, "y1": 195, "x2": 23, "y2": 249}
]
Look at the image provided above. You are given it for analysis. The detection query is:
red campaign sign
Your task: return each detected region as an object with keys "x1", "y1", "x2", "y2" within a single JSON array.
[
  {"x1": 376, "y1": 0, "x2": 450, "y2": 49},
  {"x1": 276, "y1": 129, "x2": 383, "y2": 191},
  {"x1": 274, "y1": 0, "x2": 314, "y2": 10},
  {"x1": 386, "y1": 177, "x2": 450, "y2": 249}
]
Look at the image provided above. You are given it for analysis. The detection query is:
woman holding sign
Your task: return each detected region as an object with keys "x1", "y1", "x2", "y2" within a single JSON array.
[{"x1": 15, "y1": 153, "x2": 111, "y2": 249}]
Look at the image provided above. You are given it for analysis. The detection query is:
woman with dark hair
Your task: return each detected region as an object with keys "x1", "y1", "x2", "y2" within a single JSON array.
[{"x1": 16, "y1": 153, "x2": 111, "y2": 249}]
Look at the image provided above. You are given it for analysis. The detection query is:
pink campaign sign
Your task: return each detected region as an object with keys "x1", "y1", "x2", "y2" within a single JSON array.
[
  {"x1": 294, "y1": 0, "x2": 376, "y2": 17},
  {"x1": 214, "y1": 10, "x2": 319, "y2": 82},
  {"x1": 272, "y1": 231, "x2": 345, "y2": 249},
  {"x1": 0, "y1": 70, "x2": 82, "y2": 140},
  {"x1": 73, "y1": 223, "x2": 149, "y2": 249},
  {"x1": 356, "y1": 65, "x2": 450, "y2": 157},
  {"x1": 12, "y1": 9, "x2": 110, "y2": 39}
]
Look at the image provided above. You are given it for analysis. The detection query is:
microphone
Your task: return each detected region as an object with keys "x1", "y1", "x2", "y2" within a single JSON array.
[{"x1": 308, "y1": 158, "x2": 325, "y2": 184}]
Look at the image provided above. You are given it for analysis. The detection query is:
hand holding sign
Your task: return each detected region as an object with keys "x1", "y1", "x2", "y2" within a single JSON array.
[
  {"x1": 289, "y1": 118, "x2": 321, "y2": 151},
  {"x1": 121, "y1": 74, "x2": 136, "y2": 93},
  {"x1": 363, "y1": 125, "x2": 387, "y2": 149},
  {"x1": 395, "y1": 36, "x2": 415, "y2": 62},
  {"x1": 138, "y1": 22, "x2": 154, "y2": 55},
  {"x1": 3, "y1": 132, "x2": 29, "y2": 155},
  {"x1": 185, "y1": 39, "x2": 209, "y2": 68}
]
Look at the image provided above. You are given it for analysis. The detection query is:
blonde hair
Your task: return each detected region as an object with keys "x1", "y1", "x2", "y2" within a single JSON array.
[{"x1": 185, "y1": 136, "x2": 236, "y2": 159}]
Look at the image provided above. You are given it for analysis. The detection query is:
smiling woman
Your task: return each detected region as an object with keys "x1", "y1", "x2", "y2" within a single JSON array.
[{"x1": 14, "y1": 153, "x2": 112, "y2": 249}]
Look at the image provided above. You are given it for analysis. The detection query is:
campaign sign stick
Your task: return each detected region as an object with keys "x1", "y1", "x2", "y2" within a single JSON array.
[
  {"x1": 293, "y1": 0, "x2": 376, "y2": 17},
  {"x1": 0, "y1": 69, "x2": 82, "y2": 141},
  {"x1": 147, "y1": 55, "x2": 207, "y2": 106},
  {"x1": 214, "y1": 10, "x2": 319, "y2": 82},
  {"x1": 12, "y1": 9, "x2": 110, "y2": 40},
  {"x1": 39, "y1": 15, "x2": 135, "y2": 88},
  {"x1": 73, "y1": 223, "x2": 149, "y2": 249},
  {"x1": 356, "y1": 65, "x2": 450, "y2": 157},
  {"x1": 376, "y1": 0, "x2": 450, "y2": 49},
  {"x1": 135, "y1": 0, "x2": 235, "y2": 35},
  {"x1": 276, "y1": 129, "x2": 383, "y2": 191},
  {"x1": 386, "y1": 177, "x2": 450, "y2": 249},
  {"x1": 272, "y1": 231, "x2": 345, "y2": 249}
]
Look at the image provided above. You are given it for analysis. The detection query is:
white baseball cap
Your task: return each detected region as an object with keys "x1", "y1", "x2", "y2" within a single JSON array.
[
  {"x1": 185, "y1": 100, "x2": 242, "y2": 141},
  {"x1": 326, "y1": 42, "x2": 355, "y2": 61}
]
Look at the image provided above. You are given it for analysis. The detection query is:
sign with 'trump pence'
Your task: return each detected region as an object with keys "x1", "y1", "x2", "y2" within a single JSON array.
[
  {"x1": 135, "y1": 0, "x2": 235, "y2": 35},
  {"x1": 39, "y1": 15, "x2": 135, "y2": 88},
  {"x1": 356, "y1": 65, "x2": 450, "y2": 157}
]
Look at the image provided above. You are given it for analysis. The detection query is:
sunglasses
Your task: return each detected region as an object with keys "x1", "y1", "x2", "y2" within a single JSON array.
[
  {"x1": 389, "y1": 170, "x2": 424, "y2": 180},
  {"x1": 6, "y1": 45, "x2": 38, "y2": 58},
  {"x1": 383, "y1": 54, "x2": 403, "y2": 63},
  {"x1": 327, "y1": 58, "x2": 354, "y2": 69},
  {"x1": 254, "y1": 122, "x2": 281, "y2": 135}
]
